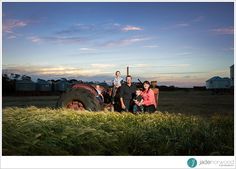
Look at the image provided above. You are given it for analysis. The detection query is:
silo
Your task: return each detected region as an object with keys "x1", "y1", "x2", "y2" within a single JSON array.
[
  {"x1": 230, "y1": 65, "x2": 234, "y2": 87},
  {"x1": 16, "y1": 80, "x2": 36, "y2": 91},
  {"x1": 36, "y1": 79, "x2": 52, "y2": 92},
  {"x1": 55, "y1": 80, "x2": 69, "y2": 92}
]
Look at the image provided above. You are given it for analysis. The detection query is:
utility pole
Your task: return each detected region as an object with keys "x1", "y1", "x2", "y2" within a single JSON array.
[{"x1": 127, "y1": 66, "x2": 129, "y2": 76}]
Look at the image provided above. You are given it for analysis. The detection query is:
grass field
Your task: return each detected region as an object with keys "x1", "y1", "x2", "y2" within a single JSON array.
[
  {"x1": 2, "y1": 90, "x2": 234, "y2": 155},
  {"x1": 3, "y1": 107, "x2": 234, "y2": 155},
  {"x1": 2, "y1": 91, "x2": 234, "y2": 116}
]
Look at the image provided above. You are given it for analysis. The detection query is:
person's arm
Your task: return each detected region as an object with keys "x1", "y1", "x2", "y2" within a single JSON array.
[
  {"x1": 120, "y1": 85, "x2": 126, "y2": 109},
  {"x1": 113, "y1": 78, "x2": 117, "y2": 87},
  {"x1": 120, "y1": 97, "x2": 126, "y2": 109},
  {"x1": 138, "y1": 99, "x2": 144, "y2": 106},
  {"x1": 120, "y1": 78, "x2": 124, "y2": 85}
]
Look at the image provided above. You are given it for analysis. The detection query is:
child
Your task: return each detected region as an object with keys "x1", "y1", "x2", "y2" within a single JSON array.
[
  {"x1": 133, "y1": 88, "x2": 144, "y2": 114},
  {"x1": 112, "y1": 71, "x2": 123, "y2": 104},
  {"x1": 95, "y1": 85, "x2": 104, "y2": 104}
]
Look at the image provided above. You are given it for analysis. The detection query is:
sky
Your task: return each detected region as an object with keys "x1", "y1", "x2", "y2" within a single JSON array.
[{"x1": 2, "y1": 2, "x2": 234, "y2": 87}]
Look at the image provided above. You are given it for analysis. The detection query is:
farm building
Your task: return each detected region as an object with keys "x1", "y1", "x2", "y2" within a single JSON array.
[
  {"x1": 206, "y1": 76, "x2": 231, "y2": 89},
  {"x1": 16, "y1": 79, "x2": 36, "y2": 92},
  {"x1": 36, "y1": 79, "x2": 52, "y2": 92},
  {"x1": 55, "y1": 79, "x2": 70, "y2": 92}
]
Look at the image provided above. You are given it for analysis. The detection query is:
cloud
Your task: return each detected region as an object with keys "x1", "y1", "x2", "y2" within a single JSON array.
[
  {"x1": 44, "y1": 36, "x2": 86, "y2": 44},
  {"x1": 128, "y1": 64, "x2": 191, "y2": 70},
  {"x1": 176, "y1": 52, "x2": 192, "y2": 56},
  {"x1": 163, "y1": 16, "x2": 205, "y2": 31},
  {"x1": 158, "y1": 64, "x2": 191, "y2": 68},
  {"x1": 208, "y1": 69, "x2": 229, "y2": 76},
  {"x1": 161, "y1": 22, "x2": 191, "y2": 30},
  {"x1": 3, "y1": 19, "x2": 28, "y2": 34},
  {"x1": 103, "y1": 37, "x2": 149, "y2": 47},
  {"x1": 7, "y1": 35, "x2": 17, "y2": 39},
  {"x1": 122, "y1": 25, "x2": 143, "y2": 32},
  {"x1": 2, "y1": 64, "x2": 112, "y2": 78},
  {"x1": 91, "y1": 63, "x2": 116, "y2": 69},
  {"x1": 143, "y1": 45, "x2": 159, "y2": 48},
  {"x1": 156, "y1": 71, "x2": 206, "y2": 75},
  {"x1": 3, "y1": 64, "x2": 212, "y2": 87},
  {"x1": 174, "y1": 23, "x2": 190, "y2": 28},
  {"x1": 193, "y1": 16, "x2": 205, "y2": 22},
  {"x1": 27, "y1": 36, "x2": 42, "y2": 43},
  {"x1": 56, "y1": 23, "x2": 96, "y2": 35},
  {"x1": 27, "y1": 35, "x2": 87, "y2": 44},
  {"x1": 3, "y1": 19, "x2": 30, "y2": 39},
  {"x1": 130, "y1": 64, "x2": 150, "y2": 68},
  {"x1": 79, "y1": 48, "x2": 96, "y2": 51},
  {"x1": 210, "y1": 26, "x2": 234, "y2": 35},
  {"x1": 57, "y1": 22, "x2": 143, "y2": 35}
]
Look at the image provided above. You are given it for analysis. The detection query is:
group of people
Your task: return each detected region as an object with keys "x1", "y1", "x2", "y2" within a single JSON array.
[{"x1": 112, "y1": 71, "x2": 157, "y2": 113}]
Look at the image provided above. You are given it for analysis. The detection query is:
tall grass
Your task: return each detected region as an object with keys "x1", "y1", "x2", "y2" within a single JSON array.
[{"x1": 3, "y1": 107, "x2": 234, "y2": 155}]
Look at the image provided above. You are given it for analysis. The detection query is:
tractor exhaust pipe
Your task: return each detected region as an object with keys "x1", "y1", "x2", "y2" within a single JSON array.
[{"x1": 127, "y1": 66, "x2": 129, "y2": 76}]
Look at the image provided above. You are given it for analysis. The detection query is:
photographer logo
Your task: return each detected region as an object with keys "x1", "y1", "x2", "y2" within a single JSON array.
[{"x1": 187, "y1": 158, "x2": 197, "y2": 168}]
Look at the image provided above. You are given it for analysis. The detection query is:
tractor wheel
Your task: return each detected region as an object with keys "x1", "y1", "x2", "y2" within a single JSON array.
[{"x1": 57, "y1": 88, "x2": 101, "y2": 111}]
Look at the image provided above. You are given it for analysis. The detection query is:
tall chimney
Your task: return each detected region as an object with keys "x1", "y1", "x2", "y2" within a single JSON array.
[{"x1": 127, "y1": 66, "x2": 129, "y2": 76}]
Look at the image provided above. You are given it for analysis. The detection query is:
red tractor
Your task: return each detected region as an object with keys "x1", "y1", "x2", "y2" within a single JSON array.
[
  {"x1": 57, "y1": 81, "x2": 159, "y2": 112},
  {"x1": 57, "y1": 83, "x2": 110, "y2": 111}
]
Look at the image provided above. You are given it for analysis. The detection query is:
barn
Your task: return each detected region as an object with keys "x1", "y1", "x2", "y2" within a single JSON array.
[
  {"x1": 15, "y1": 80, "x2": 36, "y2": 92},
  {"x1": 36, "y1": 79, "x2": 52, "y2": 92},
  {"x1": 206, "y1": 76, "x2": 231, "y2": 89},
  {"x1": 55, "y1": 79, "x2": 69, "y2": 92}
]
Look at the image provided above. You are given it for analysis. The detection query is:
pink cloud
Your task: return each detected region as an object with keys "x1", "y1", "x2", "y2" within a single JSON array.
[
  {"x1": 211, "y1": 26, "x2": 234, "y2": 35},
  {"x1": 27, "y1": 36, "x2": 42, "y2": 43},
  {"x1": 122, "y1": 25, "x2": 143, "y2": 32},
  {"x1": 104, "y1": 37, "x2": 149, "y2": 47},
  {"x1": 3, "y1": 19, "x2": 28, "y2": 34}
]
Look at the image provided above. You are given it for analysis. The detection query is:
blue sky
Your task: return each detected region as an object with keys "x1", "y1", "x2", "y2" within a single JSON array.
[{"x1": 2, "y1": 2, "x2": 234, "y2": 87}]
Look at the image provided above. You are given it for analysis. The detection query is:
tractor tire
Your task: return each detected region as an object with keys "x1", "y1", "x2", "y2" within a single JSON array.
[{"x1": 57, "y1": 88, "x2": 101, "y2": 111}]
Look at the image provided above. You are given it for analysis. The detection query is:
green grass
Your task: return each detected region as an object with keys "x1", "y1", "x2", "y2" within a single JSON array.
[{"x1": 3, "y1": 106, "x2": 234, "y2": 155}]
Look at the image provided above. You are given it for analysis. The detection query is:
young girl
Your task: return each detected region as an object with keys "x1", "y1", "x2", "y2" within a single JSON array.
[{"x1": 112, "y1": 71, "x2": 123, "y2": 104}]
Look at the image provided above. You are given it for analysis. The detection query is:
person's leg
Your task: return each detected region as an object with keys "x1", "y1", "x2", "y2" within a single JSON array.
[
  {"x1": 149, "y1": 105, "x2": 156, "y2": 113},
  {"x1": 140, "y1": 105, "x2": 144, "y2": 113},
  {"x1": 133, "y1": 104, "x2": 138, "y2": 114},
  {"x1": 143, "y1": 106, "x2": 147, "y2": 113},
  {"x1": 124, "y1": 100, "x2": 130, "y2": 112},
  {"x1": 145, "y1": 105, "x2": 155, "y2": 113},
  {"x1": 111, "y1": 87, "x2": 117, "y2": 104},
  {"x1": 129, "y1": 100, "x2": 134, "y2": 113}
]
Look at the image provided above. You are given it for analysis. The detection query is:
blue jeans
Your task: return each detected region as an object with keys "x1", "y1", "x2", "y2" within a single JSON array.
[{"x1": 133, "y1": 104, "x2": 144, "y2": 113}]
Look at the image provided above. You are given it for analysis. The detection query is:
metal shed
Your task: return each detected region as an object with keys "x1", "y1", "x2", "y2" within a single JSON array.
[
  {"x1": 16, "y1": 80, "x2": 36, "y2": 92},
  {"x1": 206, "y1": 76, "x2": 231, "y2": 89},
  {"x1": 55, "y1": 79, "x2": 69, "y2": 92},
  {"x1": 36, "y1": 78, "x2": 52, "y2": 92}
]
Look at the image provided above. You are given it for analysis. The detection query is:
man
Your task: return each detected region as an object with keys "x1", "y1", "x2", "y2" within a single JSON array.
[{"x1": 120, "y1": 75, "x2": 137, "y2": 112}]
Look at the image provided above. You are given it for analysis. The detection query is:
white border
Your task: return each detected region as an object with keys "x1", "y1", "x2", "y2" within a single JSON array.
[
  {"x1": 1, "y1": 156, "x2": 235, "y2": 169},
  {"x1": 1, "y1": 0, "x2": 235, "y2": 169}
]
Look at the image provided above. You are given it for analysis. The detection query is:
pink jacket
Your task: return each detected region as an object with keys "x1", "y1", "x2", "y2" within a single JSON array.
[{"x1": 142, "y1": 89, "x2": 157, "y2": 107}]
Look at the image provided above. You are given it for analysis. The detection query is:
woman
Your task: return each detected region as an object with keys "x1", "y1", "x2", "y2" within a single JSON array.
[{"x1": 141, "y1": 81, "x2": 157, "y2": 113}]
